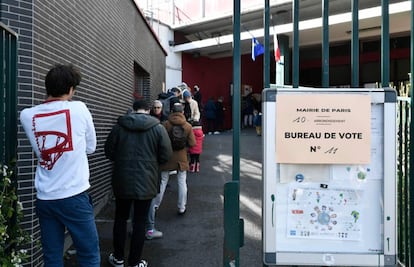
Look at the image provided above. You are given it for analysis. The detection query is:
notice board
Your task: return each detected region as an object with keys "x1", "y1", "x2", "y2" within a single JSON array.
[{"x1": 262, "y1": 87, "x2": 397, "y2": 266}]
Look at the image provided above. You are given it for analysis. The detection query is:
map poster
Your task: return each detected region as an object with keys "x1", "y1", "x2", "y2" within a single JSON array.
[
  {"x1": 287, "y1": 184, "x2": 363, "y2": 241},
  {"x1": 275, "y1": 94, "x2": 371, "y2": 164}
]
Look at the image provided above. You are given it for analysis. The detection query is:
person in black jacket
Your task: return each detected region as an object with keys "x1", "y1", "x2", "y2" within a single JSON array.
[{"x1": 105, "y1": 100, "x2": 172, "y2": 267}]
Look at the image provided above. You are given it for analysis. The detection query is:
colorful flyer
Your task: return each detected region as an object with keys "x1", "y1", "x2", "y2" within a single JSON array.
[{"x1": 287, "y1": 184, "x2": 363, "y2": 241}]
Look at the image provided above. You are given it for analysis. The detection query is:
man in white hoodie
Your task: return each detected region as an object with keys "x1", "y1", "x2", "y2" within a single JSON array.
[{"x1": 20, "y1": 64, "x2": 100, "y2": 267}]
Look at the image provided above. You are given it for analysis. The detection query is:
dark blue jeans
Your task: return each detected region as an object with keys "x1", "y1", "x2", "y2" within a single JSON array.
[
  {"x1": 113, "y1": 198, "x2": 151, "y2": 266},
  {"x1": 36, "y1": 191, "x2": 100, "y2": 267}
]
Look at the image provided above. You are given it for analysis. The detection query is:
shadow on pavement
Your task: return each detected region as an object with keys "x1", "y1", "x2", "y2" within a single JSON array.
[{"x1": 65, "y1": 128, "x2": 264, "y2": 267}]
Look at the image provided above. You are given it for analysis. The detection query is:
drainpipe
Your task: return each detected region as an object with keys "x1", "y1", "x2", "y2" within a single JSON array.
[
  {"x1": 171, "y1": 0, "x2": 175, "y2": 25},
  {"x1": 201, "y1": 0, "x2": 205, "y2": 18}
]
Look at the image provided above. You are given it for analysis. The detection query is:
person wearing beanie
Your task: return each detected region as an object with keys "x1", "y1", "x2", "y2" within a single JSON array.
[
  {"x1": 183, "y1": 90, "x2": 191, "y2": 98},
  {"x1": 182, "y1": 90, "x2": 200, "y2": 123}
]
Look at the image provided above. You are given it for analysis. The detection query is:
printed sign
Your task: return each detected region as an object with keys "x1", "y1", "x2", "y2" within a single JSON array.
[{"x1": 276, "y1": 94, "x2": 371, "y2": 164}]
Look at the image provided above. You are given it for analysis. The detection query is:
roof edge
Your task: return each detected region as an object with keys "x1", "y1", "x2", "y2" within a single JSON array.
[{"x1": 132, "y1": 0, "x2": 168, "y2": 56}]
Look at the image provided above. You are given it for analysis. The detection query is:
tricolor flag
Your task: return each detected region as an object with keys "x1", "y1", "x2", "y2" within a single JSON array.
[
  {"x1": 251, "y1": 37, "x2": 264, "y2": 61},
  {"x1": 274, "y1": 33, "x2": 281, "y2": 62}
]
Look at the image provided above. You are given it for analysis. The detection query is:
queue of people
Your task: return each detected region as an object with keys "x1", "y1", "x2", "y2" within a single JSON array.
[
  {"x1": 104, "y1": 83, "x2": 205, "y2": 266},
  {"x1": 19, "y1": 65, "x2": 216, "y2": 267}
]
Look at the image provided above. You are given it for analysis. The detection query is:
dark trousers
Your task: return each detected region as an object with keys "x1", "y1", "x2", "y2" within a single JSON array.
[
  {"x1": 206, "y1": 118, "x2": 215, "y2": 133},
  {"x1": 190, "y1": 153, "x2": 200, "y2": 164},
  {"x1": 113, "y1": 198, "x2": 151, "y2": 266}
]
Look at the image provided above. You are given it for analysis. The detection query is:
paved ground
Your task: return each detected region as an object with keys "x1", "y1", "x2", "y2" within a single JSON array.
[{"x1": 64, "y1": 128, "x2": 264, "y2": 267}]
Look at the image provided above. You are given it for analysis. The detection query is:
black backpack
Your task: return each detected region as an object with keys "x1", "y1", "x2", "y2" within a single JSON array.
[{"x1": 169, "y1": 124, "x2": 187, "y2": 150}]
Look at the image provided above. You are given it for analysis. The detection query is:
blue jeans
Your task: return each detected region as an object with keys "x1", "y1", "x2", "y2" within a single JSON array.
[{"x1": 36, "y1": 192, "x2": 100, "y2": 267}]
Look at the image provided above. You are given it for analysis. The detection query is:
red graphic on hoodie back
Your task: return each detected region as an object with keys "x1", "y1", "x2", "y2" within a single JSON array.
[{"x1": 32, "y1": 109, "x2": 73, "y2": 170}]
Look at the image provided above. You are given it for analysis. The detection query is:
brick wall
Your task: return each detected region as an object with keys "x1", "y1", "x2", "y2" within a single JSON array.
[{"x1": 1, "y1": 0, "x2": 166, "y2": 265}]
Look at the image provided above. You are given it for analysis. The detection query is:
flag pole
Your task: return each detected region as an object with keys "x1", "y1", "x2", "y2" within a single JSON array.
[{"x1": 264, "y1": 0, "x2": 270, "y2": 88}]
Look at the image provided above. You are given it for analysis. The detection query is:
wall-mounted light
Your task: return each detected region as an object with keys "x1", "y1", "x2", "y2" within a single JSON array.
[
  {"x1": 192, "y1": 51, "x2": 200, "y2": 58},
  {"x1": 346, "y1": 26, "x2": 381, "y2": 34}
]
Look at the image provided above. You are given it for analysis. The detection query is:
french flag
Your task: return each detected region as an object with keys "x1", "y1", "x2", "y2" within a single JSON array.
[{"x1": 274, "y1": 33, "x2": 281, "y2": 62}]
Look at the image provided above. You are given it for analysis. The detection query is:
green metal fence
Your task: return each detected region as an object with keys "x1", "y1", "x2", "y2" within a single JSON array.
[
  {"x1": 398, "y1": 94, "x2": 410, "y2": 267},
  {"x1": 0, "y1": 22, "x2": 18, "y2": 165},
  {"x1": 0, "y1": 20, "x2": 19, "y2": 264}
]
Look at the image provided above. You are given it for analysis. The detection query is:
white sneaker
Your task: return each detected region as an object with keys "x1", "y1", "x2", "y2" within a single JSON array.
[
  {"x1": 177, "y1": 208, "x2": 186, "y2": 215},
  {"x1": 129, "y1": 260, "x2": 148, "y2": 267},
  {"x1": 214, "y1": 131, "x2": 220, "y2": 134},
  {"x1": 139, "y1": 259, "x2": 148, "y2": 267},
  {"x1": 108, "y1": 253, "x2": 124, "y2": 267},
  {"x1": 145, "y1": 229, "x2": 163, "y2": 240}
]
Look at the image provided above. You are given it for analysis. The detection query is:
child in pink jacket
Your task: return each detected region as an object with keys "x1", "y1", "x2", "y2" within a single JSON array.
[{"x1": 188, "y1": 121, "x2": 204, "y2": 172}]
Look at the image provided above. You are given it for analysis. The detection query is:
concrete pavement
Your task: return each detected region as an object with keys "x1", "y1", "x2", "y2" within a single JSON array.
[{"x1": 65, "y1": 128, "x2": 264, "y2": 267}]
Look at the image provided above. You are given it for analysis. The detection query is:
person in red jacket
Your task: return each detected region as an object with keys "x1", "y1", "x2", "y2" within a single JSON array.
[{"x1": 188, "y1": 121, "x2": 204, "y2": 172}]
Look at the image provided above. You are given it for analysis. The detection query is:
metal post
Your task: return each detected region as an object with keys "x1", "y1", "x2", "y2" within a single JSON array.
[
  {"x1": 223, "y1": 0, "x2": 242, "y2": 266},
  {"x1": 292, "y1": 0, "x2": 299, "y2": 88},
  {"x1": 232, "y1": 0, "x2": 240, "y2": 185},
  {"x1": 409, "y1": 0, "x2": 414, "y2": 265},
  {"x1": 264, "y1": 0, "x2": 270, "y2": 88},
  {"x1": 171, "y1": 0, "x2": 175, "y2": 25},
  {"x1": 381, "y1": 0, "x2": 390, "y2": 87},
  {"x1": 351, "y1": 0, "x2": 359, "y2": 87},
  {"x1": 322, "y1": 0, "x2": 329, "y2": 87}
]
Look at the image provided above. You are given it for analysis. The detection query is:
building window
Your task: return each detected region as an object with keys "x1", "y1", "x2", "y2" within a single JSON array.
[{"x1": 133, "y1": 62, "x2": 151, "y2": 101}]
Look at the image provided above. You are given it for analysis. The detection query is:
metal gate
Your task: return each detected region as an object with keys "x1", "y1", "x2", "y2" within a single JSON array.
[
  {"x1": 0, "y1": 22, "x2": 18, "y2": 165},
  {"x1": 263, "y1": 1, "x2": 414, "y2": 266},
  {"x1": 228, "y1": 1, "x2": 413, "y2": 266},
  {"x1": 288, "y1": 1, "x2": 414, "y2": 266}
]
